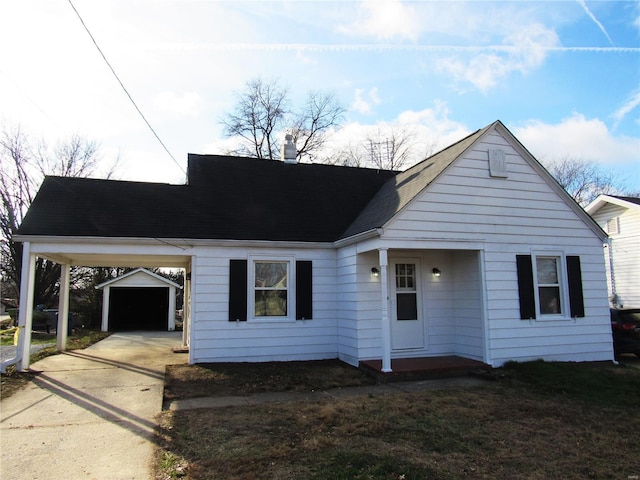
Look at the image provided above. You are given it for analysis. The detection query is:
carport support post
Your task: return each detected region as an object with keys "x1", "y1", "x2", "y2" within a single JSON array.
[
  {"x1": 379, "y1": 248, "x2": 392, "y2": 373},
  {"x1": 101, "y1": 286, "x2": 110, "y2": 332},
  {"x1": 17, "y1": 243, "x2": 36, "y2": 372},
  {"x1": 57, "y1": 264, "x2": 70, "y2": 351}
]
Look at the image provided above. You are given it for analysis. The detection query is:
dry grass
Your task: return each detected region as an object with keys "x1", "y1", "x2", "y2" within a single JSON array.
[
  {"x1": 155, "y1": 358, "x2": 640, "y2": 480},
  {"x1": 163, "y1": 359, "x2": 376, "y2": 400}
]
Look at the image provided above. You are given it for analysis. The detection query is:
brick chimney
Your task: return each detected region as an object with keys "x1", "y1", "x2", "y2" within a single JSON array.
[{"x1": 281, "y1": 133, "x2": 297, "y2": 164}]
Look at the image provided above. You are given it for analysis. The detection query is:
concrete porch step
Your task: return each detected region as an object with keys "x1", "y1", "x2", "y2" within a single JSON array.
[{"x1": 359, "y1": 355, "x2": 490, "y2": 383}]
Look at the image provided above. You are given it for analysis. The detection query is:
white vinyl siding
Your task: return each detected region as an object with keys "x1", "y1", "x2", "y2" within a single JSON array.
[
  {"x1": 361, "y1": 129, "x2": 611, "y2": 366},
  {"x1": 339, "y1": 248, "x2": 485, "y2": 365},
  {"x1": 589, "y1": 202, "x2": 640, "y2": 308},
  {"x1": 190, "y1": 247, "x2": 338, "y2": 363}
]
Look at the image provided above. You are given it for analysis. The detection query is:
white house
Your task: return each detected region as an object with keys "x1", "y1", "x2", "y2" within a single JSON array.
[
  {"x1": 10, "y1": 120, "x2": 614, "y2": 372},
  {"x1": 586, "y1": 195, "x2": 640, "y2": 308}
]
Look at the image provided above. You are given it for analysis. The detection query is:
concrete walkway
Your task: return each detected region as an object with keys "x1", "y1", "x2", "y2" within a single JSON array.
[{"x1": 0, "y1": 331, "x2": 187, "y2": 480}]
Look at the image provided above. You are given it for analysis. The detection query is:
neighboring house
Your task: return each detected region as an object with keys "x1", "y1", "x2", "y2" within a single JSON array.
[
  {"x1": 95, "y1": 268, "x2": 181, "y2": 332},
  {"x1": 12, "y1": 120, "x2": 613, "y2": 371},
  {"x1": 586, "y1": 195, "x2": 640, "y2": 308}
]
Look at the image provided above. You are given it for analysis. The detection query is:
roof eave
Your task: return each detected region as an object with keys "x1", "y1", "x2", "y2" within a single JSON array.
[
  {"x1": 334, "y1": 228, "x2": 383, "y2": 248},
  {"x1": 585, "y1": 194, "x2": 640, "y2": 214},
  {"x1": 13, "y1": 234, "x2": 336, "y2": 249},
  {"x1": 95, "y1": 267, "x2": 182, "y2": 289}
]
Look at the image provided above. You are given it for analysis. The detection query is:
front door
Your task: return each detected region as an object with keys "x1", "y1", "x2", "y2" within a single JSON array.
[{"x1": 390, "y1": 259, "x2": 425, "y2": 350}]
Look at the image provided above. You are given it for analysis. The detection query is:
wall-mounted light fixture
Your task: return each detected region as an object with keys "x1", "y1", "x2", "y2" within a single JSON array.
[
  {"x1": 432, "y1": 268, "x2": 441, "y2": 277},
  {"x1": 371, "y1": 267, "x2": 380, "y2": 278}
]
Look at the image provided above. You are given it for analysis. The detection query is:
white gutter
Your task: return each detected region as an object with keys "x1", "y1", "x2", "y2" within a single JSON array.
[
  {"x1": 333, "y1": 228, "x2": 383, "y2": 248},
  {"x1": 13, "y1": 234, "x2": 336, "y2": 250}
]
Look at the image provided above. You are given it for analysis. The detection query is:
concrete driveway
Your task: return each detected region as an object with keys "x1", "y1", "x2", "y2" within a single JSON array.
[{"x1": 0, "y1": 331, "x2": 187, "y2": 480}]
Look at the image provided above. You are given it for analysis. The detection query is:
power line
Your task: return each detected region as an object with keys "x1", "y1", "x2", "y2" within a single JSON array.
[{"x1": 66, "y1": 0, "x2": 185, "y2": 176}]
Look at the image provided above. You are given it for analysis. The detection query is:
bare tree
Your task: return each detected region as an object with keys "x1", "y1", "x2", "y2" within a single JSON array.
[
  {"x1": 222, "y1": 78, "x2": 344, "y2": 161},
  {"x1": 0, "y1": 124, "x2": 117, "y2": 310},
  {"x1": 290, "y1": 91, "x2": 345, "y2": 163},
  {"x1": 222, "y1": 78, "x2": 288, "y2": 159},
  {"x1": 0, "y1": 125, "x2": 38, "y2": 306},
  {"x1": 543, "y1": 156, "x2": 624, "y2": 206},
  {"x1": 331, "y1": 124, "x2": 437, "y2": 171}
]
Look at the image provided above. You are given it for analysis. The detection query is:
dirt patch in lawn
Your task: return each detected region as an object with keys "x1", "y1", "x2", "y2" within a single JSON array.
[
  {"x1": 155, "y1": 360, "x2": 640, "y2": 480},
  {"x1": 163, "y1": 359, "x2": 376, "y2": 400}
]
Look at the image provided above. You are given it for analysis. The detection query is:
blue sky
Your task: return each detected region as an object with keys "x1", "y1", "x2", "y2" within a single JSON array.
[{"x1": 1, "y1": 0, "x2": 638, "y2": 191}]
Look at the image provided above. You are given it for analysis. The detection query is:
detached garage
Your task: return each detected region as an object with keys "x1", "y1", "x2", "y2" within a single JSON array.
[{"x1": 96, "y1": 268, "x2": 181, "y2": 332}]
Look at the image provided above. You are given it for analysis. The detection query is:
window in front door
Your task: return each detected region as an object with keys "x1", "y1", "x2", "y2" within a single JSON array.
[{"x1": 395, "y1": 263, "x2": 418, "y2": 320}]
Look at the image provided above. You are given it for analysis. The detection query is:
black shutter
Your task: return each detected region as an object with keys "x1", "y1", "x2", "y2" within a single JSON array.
[
  {"x1": 516, "y1": 255, "x2": 536, "y2": 320},
  {"x1": 566, "y1": 256, "x2": 585, "y2": 318},
  {"x1": 296, "y1": 261, "x2": 313, "y2": 320},
  {"x1": 229, "y1": 259, "x2": 247, "y2": 321}
]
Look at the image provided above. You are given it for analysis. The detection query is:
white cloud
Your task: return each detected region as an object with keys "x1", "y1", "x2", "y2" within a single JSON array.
[
  {"x1": 513, "y1": 114, "x2": 640, "y2": 166},
  {"x1": 339, "y1": 0, "x2": 420, "y2": 41},
  {"x1": 326, "y1": 101, "x2": 470, "y2": 166},
  {"x1": 154, "y1": 91, "x2": 203, "y2": 117},
  {"x1": 612, "y1": 89, "x2": 640, "y2": 127},
  {"x1": 576, "y1": 0, "x2": 614, "y2": 45},
  {"x1": 437, "y1": 23, "x2": 559, "y2": 93},
  {"x1": 351, "y1": 87, "x2": 381, "y2": 115}
]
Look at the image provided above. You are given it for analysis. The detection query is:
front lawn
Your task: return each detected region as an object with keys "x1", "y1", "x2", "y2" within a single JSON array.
[
  {"x1": 0, "y1": 331, "x2": 57, "y2": 346},
  {"x1": 155, "y1": 359, "x2": 640, "y2": 480}
]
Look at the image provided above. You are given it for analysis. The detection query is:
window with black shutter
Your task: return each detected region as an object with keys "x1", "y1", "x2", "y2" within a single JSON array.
[
  {"x1": 516, "y1": 254, "x2": 585, "y2": 320},
  {"x1": 228, "y1": 259, "x2": 312, "y2": 321},
  {"x1": 229, "y1": 259, "x2": 247, "y2": 321}
]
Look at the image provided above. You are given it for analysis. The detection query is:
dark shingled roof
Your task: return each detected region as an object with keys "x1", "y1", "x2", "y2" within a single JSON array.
[
  {"x1": 18, "y1": 154, "x2": 397, "y2": 242},
  {"x1": 19, "y1": 122, "x2": 503, "y2": 243}
]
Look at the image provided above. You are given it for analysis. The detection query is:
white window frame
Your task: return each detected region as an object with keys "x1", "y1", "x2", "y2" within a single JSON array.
[
  {"x1": 531, "y1": 251, "x2": 570, "y2": 321},
  {"x1": 248, "y1": 255, "x2": 295, "y2": 323}
]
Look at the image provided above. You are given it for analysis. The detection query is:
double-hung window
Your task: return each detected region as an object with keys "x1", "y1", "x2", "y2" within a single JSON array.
[
  {"x1": 253, "y1": 261, "x2": 288, "y2": 317},
  {"x1": 228, "y1": 258, "x2": 313, "y2": 322},
  {"x1": 534, "y1": 256, "x2": 563, "y2": 316},
  {"x1": 516, "y1": 253, "x2": 584, "y2": 320}
]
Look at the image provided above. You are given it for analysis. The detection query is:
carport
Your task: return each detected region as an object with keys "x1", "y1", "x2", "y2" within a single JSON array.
[
  {"x1": 4, "y1": 174, "x2": 198, "y2": 372},
  {"x1": 3, "y1": 240, "x2": 194, "y2": 372},
  {"x1": 96, "y1": 268, "x2": 181, "y2": 332}
]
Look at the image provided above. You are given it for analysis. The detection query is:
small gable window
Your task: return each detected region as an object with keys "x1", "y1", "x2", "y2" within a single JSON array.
[{"x1": 516, "y1": 254, "x2": 584, "y2": 320}]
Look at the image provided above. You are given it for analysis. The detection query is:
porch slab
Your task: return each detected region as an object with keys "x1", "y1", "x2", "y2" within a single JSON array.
[{"x1": 359, "y1": 355, "x2": 490, "y2": 382}]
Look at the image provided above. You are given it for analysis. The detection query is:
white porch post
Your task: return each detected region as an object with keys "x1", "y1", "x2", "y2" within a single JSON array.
[
  {"x1": 101, "y1": 286, "x2": 110, "y2": 332},
  {"x1": 183, "y1": 268, "x2": 191, "y2": 347},
  {"x1": 379, "y1": 248, "x2": 392, "y2": 372},
  {"x1": 17, "y1": 243, "x2": 36, "y2": 372},
  {"x1": 187, "y1": 258, "x2": 196, "y2": 363},
  {"x1": 56, "y1": 263, "x2": 70, "y2": 351}
]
